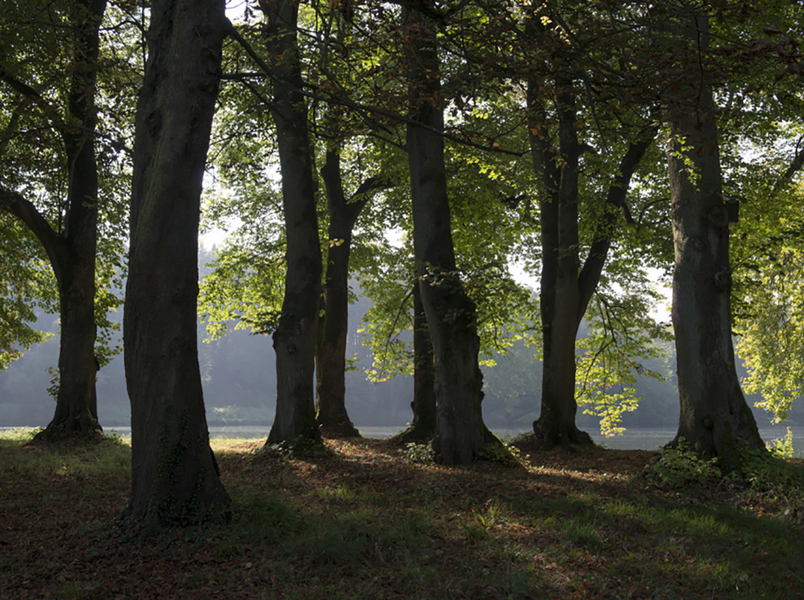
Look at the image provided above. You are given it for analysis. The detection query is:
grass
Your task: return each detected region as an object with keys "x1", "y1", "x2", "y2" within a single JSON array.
[{"x1": 1, "y1": 428, "x2": 803, "y2": 599}]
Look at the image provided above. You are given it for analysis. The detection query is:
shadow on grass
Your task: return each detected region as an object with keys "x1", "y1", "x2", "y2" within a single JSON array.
[{"x1": 2, "y1": 429, "x2": 803, "y2": 599}]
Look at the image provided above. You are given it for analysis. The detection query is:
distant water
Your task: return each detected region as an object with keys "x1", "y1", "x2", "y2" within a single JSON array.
[
  {"x1": 3, "y1": 425, "x2": 801, "y2": 456},
  {"x1": 104, "y1": 425, "x2": 804, "y2": 456}
]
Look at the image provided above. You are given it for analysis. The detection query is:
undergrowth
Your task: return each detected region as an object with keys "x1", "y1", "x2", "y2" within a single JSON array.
[{"x1": 645, "y1": 438, "x2": 722, "y2": 488}]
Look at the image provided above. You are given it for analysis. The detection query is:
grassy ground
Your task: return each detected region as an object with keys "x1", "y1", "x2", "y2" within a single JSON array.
[{"x1": 1, "y1": 428, "x2": 803, "y2": 599}]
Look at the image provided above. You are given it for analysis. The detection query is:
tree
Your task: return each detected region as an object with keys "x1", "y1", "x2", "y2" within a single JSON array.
[
  {"x1": 317, "y1": 148, "x2": 388, "y2": 437},
  {"x1": 123, "y1": 0, "x2": 231, "y2": 528},
  {"x1": 256, "y1": 0, "x2": 324, "y2": 446},
  {"x1": 663, "y1": 9, "x2": 764, "y2": 462},
  {"x1": 0, "y1": 0, "x2": 112, "y2": 440},
  {"x1": 403, "y1": 5, "x2": 502, "y2": 463},
  {"x1": 522, "y1": 5, "x2": 660, "y2": 448}
]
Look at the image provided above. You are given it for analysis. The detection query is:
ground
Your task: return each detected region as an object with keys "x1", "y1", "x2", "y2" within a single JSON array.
[{"x1": 1, "y1": 431, "x2": 802, "y2": 599}]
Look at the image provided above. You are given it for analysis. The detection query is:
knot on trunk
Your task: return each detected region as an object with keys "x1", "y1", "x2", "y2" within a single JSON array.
[
  {"x1": 707, "y1": 204, "x2": 729, "y2": 228},
  {"x1": 714, "y1": 267, "x2": 731, "y2": 291}
]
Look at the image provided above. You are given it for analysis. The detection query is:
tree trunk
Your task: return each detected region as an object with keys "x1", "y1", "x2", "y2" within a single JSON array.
[
  {"x1": 404, "y1": 6, "x2": 500, "y2": 464},
  {"x1": 260, "y1": 0, "x2": 322, "y2": 446},
  {"x1": 123, "y1": 0, "x2": 230, "y2": 529},
  {"x1": 528, "y1": 84, "x2": 592, "y2": 449},
  {"x1": 666, "y1": 14, "x2": 763, "y2": 465},
  {"x1": 316, "y1": 150, "x2": 362, "y2": 438},
  {"x1": 33, "y1": 0, "x2": 107, "y2": 441},
  {"x1": 395, "y1": 282, "x2": 437, "y2": 443}
]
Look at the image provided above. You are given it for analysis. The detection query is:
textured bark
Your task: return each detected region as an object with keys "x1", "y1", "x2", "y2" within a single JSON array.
[
  {"x1": 666, "y1": 14, "x2": 763, "y2": 465},
  {"x1": 260, "y1": 0, "x2": 322, "y2": 446},
  {"x1": 0, "y1": 0, "x2": 107, "y2": 440},
  {"x1": 395, "y1": 282, "x2": 437, "y2": 443},
  {"x1": 528, "y1": 77, "x2": 656, "y2": 450},
  {"x1": 315, "y1": 150, "x2": 364, "y2": 438},
  {"x1": 404, "y1": 6, "x2": 500, "y2": 464},
  {"x1": 123, "y1": 0, "x2": 230, "y2": 529}
]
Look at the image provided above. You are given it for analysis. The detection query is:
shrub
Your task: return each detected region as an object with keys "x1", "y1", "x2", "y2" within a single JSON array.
[{"x1": 646, "y1": 438, "x2": 722, "y2": 488}]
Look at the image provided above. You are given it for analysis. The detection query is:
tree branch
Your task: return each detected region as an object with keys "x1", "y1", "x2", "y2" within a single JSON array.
[
  {"x1": 771, "y1": 135, "x2": 804, "y2": 197},
  {"x1": 0, "y1": 66, "x2": 68, "y2": 137},
  {"x1": 225, "y1": 21, "x2": 526, "y2": 157},
  {"x1": 0, "y1": 185, "x2": 66, "y2": 285},
  {"x1": 577, "y1": 125, "x2": 659, "y2": 320}
]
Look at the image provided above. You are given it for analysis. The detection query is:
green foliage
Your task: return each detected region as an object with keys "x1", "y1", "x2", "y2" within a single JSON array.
[
  {"x1": 576, "y1": 261, "x2": 672, "y2": 437},
  {"x1": 0, "y1": 426, "x2": 40, "y2": 444},
  {"x1": 766, "y1": 427, "x2": 796, "y2": 459},
  {"x1": 398, "y1": 441, "x2": 434, "y2": 464},
  {"x1": 0, "y1": 219, "x2": 55, "y2": 369},
  {"x1": 356, "y1": 247, "x2": 417, "y2": 382},
  {"x1": 476, "y1": 438, "x2": 520, "y2": 466},
  {"x1": 735, "y1": 218, "x2": 804, "y2": 423},
  {"x1": 646, "y1": 438, "x2": 722, "y2": 489},
  {"x1": 740, "y1": 445, "x2": 804, "y2": 498}
]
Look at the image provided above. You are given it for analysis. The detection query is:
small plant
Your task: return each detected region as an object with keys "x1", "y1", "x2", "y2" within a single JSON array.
[
  {"x1": 646, "y1": 438, "x2": 722, "y2": 488},
  {"x1": 104, "y1": 430, "x2": 127, "y2": 445},
  {"x1": 740, "y1": 446, "x2": 804, "y2": 494},
  {"x1": 0, "y1": 427, "x2": 40, "y2": 443},
  {"x1": 766, "y1": 427, "x2": 795, "y2": 459},
  {"x1": 473, "y1": 498, "x2": 507, "y2": 528},
  {"x1": 399, "y1": 442, "x2": 434, "y2": 464}
]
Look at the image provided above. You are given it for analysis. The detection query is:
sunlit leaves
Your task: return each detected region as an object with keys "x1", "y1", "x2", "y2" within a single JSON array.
[
  {"x1": 0, "y1": 215, "x2": 56, "y2": 369},
  {"x1": 576, "y1": 258, "x2": 672, "y2": 437},
  {"x1": 734, "y1": 189, "x2": 804, "y2": 423}
]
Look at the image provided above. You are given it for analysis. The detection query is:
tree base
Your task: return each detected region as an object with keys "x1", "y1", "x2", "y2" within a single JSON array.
[
  {"x1": 34, "y1": 415, "x2": 103, "y2": 443},
  {"x1": 391, "y1": 425, "x2": 434, "y2": 445},
  {"x1": 318, "y1": 420, "x2": 361, "y2": 439},
  {"x1": 119, "y1": 492, "x2": 232, "y2": 538},
  {"x1": 265, "y1": 424, "x2": 322, "y2": 448},
  {"x1": 532, "y1": 418, "x2": 593, "y2": 451}
]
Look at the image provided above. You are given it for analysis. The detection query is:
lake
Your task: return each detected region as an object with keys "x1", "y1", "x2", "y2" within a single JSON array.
[
  {"x1": 94, "y1": 425, "x2": 803, "y2": 457},
  {"x1": 3, "y1": 425, "x2": 801, "y2": 456}
]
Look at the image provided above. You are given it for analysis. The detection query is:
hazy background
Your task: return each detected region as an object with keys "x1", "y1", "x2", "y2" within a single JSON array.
[{"x1": 2, "y1": 251, "x2": 802, "y2": 453}]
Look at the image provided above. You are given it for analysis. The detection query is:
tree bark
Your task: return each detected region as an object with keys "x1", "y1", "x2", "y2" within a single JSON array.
[
  {"x1": 315, "y1": 149, "x2": 364, "y2": 438},
  {"x1": 123, "y1": 0, "x2": 230, "y2": 529},
  {"x1": 0, "y1": 0, "x2": 107, "y2": 441},
  {"x1": 395, "y1": 281, "x2": 437, "y2": 442},
  {"x1": 665, "y1": 14, "x2": 763, "y2": 464},
  {"x1": 404, "y1": 6, "x2": 500, "y2": 464},
  {"x1": 260, "y1": 0, "x2": 322, "y2": 446}
]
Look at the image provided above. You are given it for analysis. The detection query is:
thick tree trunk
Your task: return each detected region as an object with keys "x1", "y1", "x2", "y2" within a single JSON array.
[
  {"x1": 404, "y1": 7, "x2": 500, "y2": 464},
  {"x1": 666, "y1": 15, "x2": 763, "y2": 465},
  {"x1": 316, "y1": 150, "x2": 362, "y2": 438},
  {"x1": 395, "y1": 282, "x2": 437, "y2": 443},
  {"x1": 261, "y1": 0, "x2": 322, "y2": 446},
  {"x1": 123, "y1": 0, "x2": 230, "y2": 529},
  {"x1": 35, "y1": 0, "x2": 106, "y2": 441}
]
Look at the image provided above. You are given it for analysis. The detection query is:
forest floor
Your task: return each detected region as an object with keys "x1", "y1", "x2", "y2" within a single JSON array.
[{"x1": 1, "y1": 429, "x2": 803, "y2": 600}]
